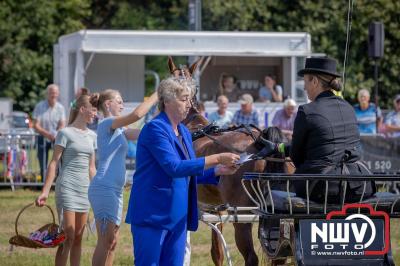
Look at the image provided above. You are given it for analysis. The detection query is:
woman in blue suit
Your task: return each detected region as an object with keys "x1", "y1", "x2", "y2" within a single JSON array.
[{"x1": 126, "y1": 77, "x2": 240, "y2": 266}]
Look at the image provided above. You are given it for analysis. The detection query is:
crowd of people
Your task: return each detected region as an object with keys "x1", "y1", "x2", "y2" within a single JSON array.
[
  {"x1": 30, "y1": 56, "x2": 400, "y2": 266},
  {"x1": 207, "y1": 72, "x2": 400, "y2": 139}
]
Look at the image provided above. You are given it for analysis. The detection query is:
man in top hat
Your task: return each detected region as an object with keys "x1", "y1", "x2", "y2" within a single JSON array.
[{"x1": 255, "y1": 57, "x2": 374, "y2": 203}]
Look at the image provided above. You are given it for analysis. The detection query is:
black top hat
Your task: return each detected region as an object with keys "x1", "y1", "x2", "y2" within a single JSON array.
[{"x1": 297, "y1": 57, "x2": 341, "y2": 77}]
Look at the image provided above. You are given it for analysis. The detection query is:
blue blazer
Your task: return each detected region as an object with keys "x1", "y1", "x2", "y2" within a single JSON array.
[{"x1": 125, "y1": 111, "x2": 218, "y2": 231}]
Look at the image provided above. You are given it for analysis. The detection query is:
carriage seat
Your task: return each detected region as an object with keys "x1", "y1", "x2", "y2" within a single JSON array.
[{"x1": 266, "y1": 190, "x2": 400, "y2": 215}]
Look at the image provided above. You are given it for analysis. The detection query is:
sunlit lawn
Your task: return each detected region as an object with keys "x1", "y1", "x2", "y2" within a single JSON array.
[{"x1": 0, "y1": 189, "x2": 399, "y2": 266}]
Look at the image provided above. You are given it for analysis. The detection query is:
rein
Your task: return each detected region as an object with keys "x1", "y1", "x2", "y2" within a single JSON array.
[
  {"x1": 191, "y1": 122, "x2": 260, "y2": 154},
  {"x1": 191, "y1": 122, "x2": 289, "y2": 164},
  {"x1": 197, "y1": 128, "x2": 245, "y2": 154}
]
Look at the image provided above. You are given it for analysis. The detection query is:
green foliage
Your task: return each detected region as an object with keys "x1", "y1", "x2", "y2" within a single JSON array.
[
  {"x1": 1, "y1": 0, "x2": 399, "y2": 111},
  {"x1": 0, "y1": 0, "x2": 89, "y2": 112},
  {"x1": 201, "y1": 0, "x2": 400, "y2": 106}
]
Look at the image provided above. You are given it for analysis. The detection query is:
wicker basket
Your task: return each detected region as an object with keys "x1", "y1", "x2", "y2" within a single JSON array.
[{"x1": 9, "y1": 203, "x2": 66, "y2": 249}]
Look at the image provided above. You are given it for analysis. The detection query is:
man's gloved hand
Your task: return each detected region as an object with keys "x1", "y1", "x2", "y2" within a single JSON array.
[{"x1": 251, "y1": 140, "x2": 284, "y2": 159}]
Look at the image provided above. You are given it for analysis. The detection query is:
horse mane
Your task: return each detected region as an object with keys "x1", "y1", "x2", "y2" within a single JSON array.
[{"x1": 259, "y1": 127, "x2": 285, "y2": 173}]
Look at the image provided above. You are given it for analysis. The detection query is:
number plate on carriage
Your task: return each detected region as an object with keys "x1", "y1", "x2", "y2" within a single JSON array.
[{"x1": 299, "y1": 204, "x2": 389, "y2": 261}]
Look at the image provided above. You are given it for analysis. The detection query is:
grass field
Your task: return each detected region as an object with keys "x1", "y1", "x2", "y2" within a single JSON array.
[{"x1": 0, "y1": 189, "x2": 399, "y2": 266}]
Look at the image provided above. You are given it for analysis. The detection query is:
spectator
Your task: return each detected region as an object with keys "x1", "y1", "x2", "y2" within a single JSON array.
[
  {"x1": 383, "y1": 94, "x2": 400, "y2": 137},
  {"x1": 272, "y1": 98, "x2": 297, "y2": 140},
  {"x1": 232, "y1": 94, "x2": 259, "y2": 126},
  {"x1": 208, "y1": 95, "x2": 233, "y2": 128},
  {"x1": 258, "y1": 75, "x2": 283, "y2": 102},
  {"x1": 216, "y1": 73, "x2": 239, "y2": 102},
  {"x1": 353, "y1": 89, "x2": 382, "y2": 134},
  {"x1": 32, "y1": 84, "x2": 66, "y2": 181}
]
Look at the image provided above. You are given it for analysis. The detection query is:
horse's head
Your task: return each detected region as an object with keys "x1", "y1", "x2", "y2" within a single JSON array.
[
  {"x1": 256, "y1": 127, "x2": 287, "y2": 173},
  {"x1": 168, "y1": 56, "x2": 207, "y2": 131},
  {"x1": 168, "y1": 56, "x2": 201, "y2": 81}
]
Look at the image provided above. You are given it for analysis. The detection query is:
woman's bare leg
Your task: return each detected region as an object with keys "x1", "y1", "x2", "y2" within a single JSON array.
[
  {"x1": 92, "y1": 220, "x2": 119, "y2": 266},
  {"x1": 55, "y1": 211, "x2": 75, "y2": 266},
  {"x1": 70, "y1": 212, "x2": 88, "y2": 266}
]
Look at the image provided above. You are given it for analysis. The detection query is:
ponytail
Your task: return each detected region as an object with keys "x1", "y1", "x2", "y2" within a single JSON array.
[
  {"x1": 313, "y1": 74, "x2": 342, "y2": 92},
  {"x1": 68, "y1": 89, "x2": 98, "y2": 124}
]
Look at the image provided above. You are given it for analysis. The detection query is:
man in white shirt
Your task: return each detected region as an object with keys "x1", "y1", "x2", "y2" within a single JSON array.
[
  {"x1": 208, "y1": 95, "x2": 233, "y2": 128},
  {"x1": 33, "y1": 84, "x2": 66, "y2": 181}
]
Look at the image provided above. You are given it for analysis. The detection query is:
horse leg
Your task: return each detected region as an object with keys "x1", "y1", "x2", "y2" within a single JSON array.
[
  {"x1": 233, "y1": 223, "x2": 258, "y2": 266},
  {"x1": 210, "y1": 223, "x2": 224, "y2": 266}
]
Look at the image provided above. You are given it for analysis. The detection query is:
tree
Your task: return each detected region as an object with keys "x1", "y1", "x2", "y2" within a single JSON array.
[
  {"x1": 0, "y1": 0, "x2": 89, "y2": 112},
  {"x1": 201, "y1": 0, "x2": 400, "y2": 107},
  {"x1": 1, "y1": 0, "x2": 399, "y2": 111}
]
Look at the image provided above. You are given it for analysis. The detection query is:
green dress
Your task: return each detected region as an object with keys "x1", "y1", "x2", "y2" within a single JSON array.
[{"x1": 55, "y1": 127, "x2": 97, "y2": 213}]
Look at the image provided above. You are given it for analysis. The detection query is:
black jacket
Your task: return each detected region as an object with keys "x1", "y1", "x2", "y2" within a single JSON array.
[{"x1": 290, "y1": 90, "x2": 374, "y2": 202}]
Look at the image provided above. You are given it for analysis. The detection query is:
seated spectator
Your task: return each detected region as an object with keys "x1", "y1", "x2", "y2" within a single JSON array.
[
  {"x1": 232, "y1": 94, "x2": 259, "y2": 126},
  {"x1": 216, "y1": 73, "x2": 239, "y2": 102},
  {"x1": 258, "y1": 75, "x2": 283, "y2": 102},
  {"x1": 353, "y1": 89, "x2": 382, "y2": 134},
  {"x1": 384, "y1": 94, "x2": 400, "y2": 137},
  {"x1": 208, "y1": 95, "x2": 233, "y2": 128},
  {"x1": 272, "y1": 98, "x2": 297, "y2": 140}
]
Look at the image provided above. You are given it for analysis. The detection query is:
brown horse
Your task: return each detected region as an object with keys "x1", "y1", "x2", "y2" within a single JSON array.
[{"x1": 168, "y1": 57, "x2": 292, "y2": 265}]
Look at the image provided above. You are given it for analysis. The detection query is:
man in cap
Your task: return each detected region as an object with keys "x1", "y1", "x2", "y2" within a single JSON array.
[{"x1": 231, "y1": 93, "x2": 259, "y2": 126}]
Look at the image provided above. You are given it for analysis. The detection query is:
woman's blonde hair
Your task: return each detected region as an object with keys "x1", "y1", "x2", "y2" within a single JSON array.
[
  {"x1": 308, "y1": 73, "x2": 342, "y2": 91},
  {"x1": 157, "y1": 78, "x2": 195, "y2": 111},
  {"x1": 68, "y1": 88, "x2": 99, "y2": 124},
  {"x1": 96, "y1": 89, "x2": 120, "y2": 114}
]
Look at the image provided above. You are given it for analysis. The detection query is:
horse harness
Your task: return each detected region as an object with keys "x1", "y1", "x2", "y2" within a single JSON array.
[
  {"x1": 190, "y1": 121, "x2": 291, "y2": 163},
  {"x1": 191, "y1": 122, "x2": 259, "y2": 153}
]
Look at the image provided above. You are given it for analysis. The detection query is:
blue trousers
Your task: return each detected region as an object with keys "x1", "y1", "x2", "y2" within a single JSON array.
[
  {"x1": 131, "y1": 221, "x2": 187, "y2": 266},
  {"x1": 37, "y1": 136, "x2": 52, "y2": 181}
]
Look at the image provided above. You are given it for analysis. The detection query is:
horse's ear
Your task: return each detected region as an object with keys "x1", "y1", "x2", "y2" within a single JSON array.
[
  {"x1": 168, "y1": 56, "x2": 178, "y2": 74},
  {"x1": 188, "y1": 57, "x2": 202, "y2": 76}
]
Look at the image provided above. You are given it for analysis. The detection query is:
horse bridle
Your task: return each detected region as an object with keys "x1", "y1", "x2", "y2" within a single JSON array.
[{"x1": 190, "y1": 121, "x2": 291, "y2": 163}]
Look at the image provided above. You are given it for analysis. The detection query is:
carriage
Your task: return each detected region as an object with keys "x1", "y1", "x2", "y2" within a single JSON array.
[{"x1": 241, "y1": 172, "x2": 400, "y2": 265}]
